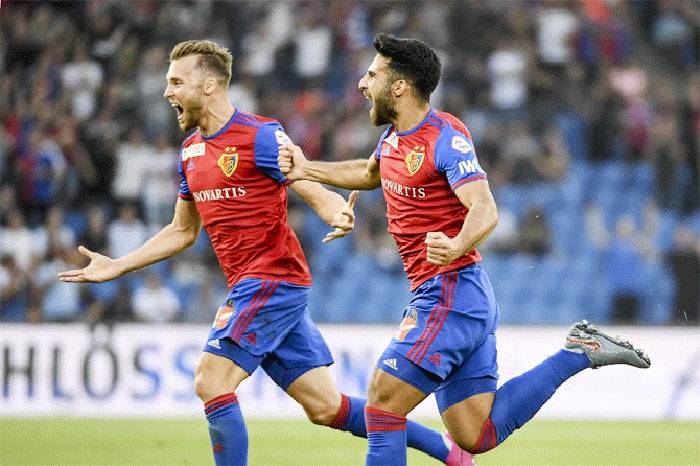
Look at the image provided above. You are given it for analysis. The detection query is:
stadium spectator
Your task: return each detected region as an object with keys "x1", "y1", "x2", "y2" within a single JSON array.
[
  {"x1": 666, "y1": 225, "x2": 700, "y2": 325},
  {"x1": 519, "y1": 205, "x2": 552, "y2": 257},
  {"x1": 111, "y1": 128, "x2": 154, "y2": 203},
  {"x1": 0, "y1": 209, "x2": 36, "y2": 272},
  {"x1": 131, "y1": 271, "x2": 182, "y2": 323},
  {"x1": 606, "y1": 214, "x2": 646, "y2": 323},
  {"x1": 0, "y1": 254, "x2": 30, "y2": 322},
  {"x1": 34, "y1": 244, "x2": 84, "y2": 322},
  {"x1": 79, "y1": 205, "x2": 109, "y2": 254},
  {"x1": 61, "y1": 38, "x2": 103, "y2": 122},
  {"x1": 107, "y1": 202, "x2": 148, "y2": 260}
]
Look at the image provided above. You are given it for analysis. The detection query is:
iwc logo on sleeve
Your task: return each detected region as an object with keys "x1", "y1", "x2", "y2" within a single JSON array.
[
  {"x1": 218, "y1": 146, "x2": 239, "y2": 177},
  {"x1": 405, "y1": 145, "x2": 425, "y2": 176}
]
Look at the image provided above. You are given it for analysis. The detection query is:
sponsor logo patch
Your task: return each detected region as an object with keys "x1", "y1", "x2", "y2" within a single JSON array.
[
  {"x1": 395, "y1": 307, "x2": 418, "y2": 341},
  {"x1": 451, "y1": 136, "x2": 473, "y2": 154},
  {"x1": 207, "y1": 339, "x2": 221, "y2": 349},
  {"x1": 275, "y1": 130, "x2": 292, "y2": 145},
  {"x1": 385, "y1": 131, "x2": 399, "y2": 149},
  {"x1": 218, "y1": 146, "x2": 239, "y2": 177},
  {"x1": 212, "y1": 304, "x2": 234, "y2": 329},
  {"x1": 405, "y1": 145, "x2": 425, "y2": 176},
  {"x1": 182, "y1": 143, "x2": 206, "y2": 160}
]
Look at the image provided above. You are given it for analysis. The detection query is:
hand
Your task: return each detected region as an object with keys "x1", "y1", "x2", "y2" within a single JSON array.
[
  {"x1": 425, "y1": 231, "x2": 464, "y2": 266},
  {"x1": 57, "y1": 246, "x2": 122, "y2": 283},
  {"x1": 323, "y1": 190, "x2": 358, "y2": 243},
  {"x1": 278, "y1": 143, "x2": 308, "y2": 180}
]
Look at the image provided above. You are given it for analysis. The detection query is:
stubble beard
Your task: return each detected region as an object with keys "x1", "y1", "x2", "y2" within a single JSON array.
[
  {"x1": 179, "y1": 103, "x2": 203, "y2": 132},
  {"x1": 370, "y1": 86, "x2": 397, "y2": 127}
]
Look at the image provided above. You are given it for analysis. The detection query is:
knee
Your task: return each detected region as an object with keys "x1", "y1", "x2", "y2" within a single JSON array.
[
  {"x1": 305, "y1": 403, "x2": 339, "y2": 426},
  {"x1": 449, "y1": 432, "x2": 480, "y2": 454},
  {"x1": 194, "y1": 362, "x2": 226, "y2": 403},
  {"x1": 366, "y1": 374, "x2": 395, "y2": 409},
  {"x1": 303, "y1": 395, "x2": 343, "y2": 426},
  {"x1": 193, "y1": 367, "x2": 212, "y2": 402}
]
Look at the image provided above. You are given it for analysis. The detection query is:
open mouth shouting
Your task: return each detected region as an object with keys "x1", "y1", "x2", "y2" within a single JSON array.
[{"x1": 170, "y1": 101, "x2": 184, "y2": 122}]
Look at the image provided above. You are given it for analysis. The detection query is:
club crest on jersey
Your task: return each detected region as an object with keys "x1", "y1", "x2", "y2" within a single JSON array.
[
  {"x1": 218, "y1": 146, "x2": 239, "y2": 177},
  {"x1": 405, "y1": 145, "x2": 425, "y2": 176}
]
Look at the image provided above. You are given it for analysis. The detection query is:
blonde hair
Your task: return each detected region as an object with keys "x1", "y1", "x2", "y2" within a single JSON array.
[{"x1": 169, "y1": 40, "x2": 233, "y2": 87}]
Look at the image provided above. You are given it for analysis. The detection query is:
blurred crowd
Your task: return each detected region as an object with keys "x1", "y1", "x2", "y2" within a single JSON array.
[{"x1": 1, "y1": 0, "x2": 698, "y2": 326}]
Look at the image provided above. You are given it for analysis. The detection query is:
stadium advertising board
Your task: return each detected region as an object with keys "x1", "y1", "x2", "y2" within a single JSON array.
[{"x1": 1, "y1": 324, "x2": 699, "y2": 419}]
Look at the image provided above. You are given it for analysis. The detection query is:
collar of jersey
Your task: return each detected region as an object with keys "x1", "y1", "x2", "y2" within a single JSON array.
[
  {"x1": 393, "y1": 108, "x2": 435, "y2": 137},
  {"x1": 202, "y1": 109, "x2": 239, "y2": 140}
]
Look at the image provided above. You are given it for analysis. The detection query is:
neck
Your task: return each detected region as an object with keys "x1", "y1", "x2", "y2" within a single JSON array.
[
  {"x1": 199, "y1": 95, "x2": 235, "y2": 136},
  {"x1": 393, "y1": 101, "x2": 431, "y2": 133}
]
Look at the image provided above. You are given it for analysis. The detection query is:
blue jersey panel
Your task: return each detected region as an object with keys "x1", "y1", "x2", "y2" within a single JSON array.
[
  {"x1": 434, "y1": 128, "x2": 487, "y2": 190},
  {"x1": 178, "y1": 159, "x2": 192, "y2": 198},
  {"x1": 255, "y1": 123, "x2": 289, "y2": 183}
]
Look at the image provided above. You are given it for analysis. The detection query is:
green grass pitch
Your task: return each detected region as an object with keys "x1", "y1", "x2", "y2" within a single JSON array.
[{"x1": 1, "y1": 418, "x2": 698, "y2": 465}]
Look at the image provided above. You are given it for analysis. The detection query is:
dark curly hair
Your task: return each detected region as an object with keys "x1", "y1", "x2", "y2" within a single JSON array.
[{"x1": 373, "y1": 33, "x2": 441, "y2": 103}]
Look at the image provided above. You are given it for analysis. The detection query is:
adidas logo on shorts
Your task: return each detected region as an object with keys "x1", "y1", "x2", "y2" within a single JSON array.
[
  {"x1": 382, "y1": 358, "x2": 398, "y2": 371},
  {"x1": 207, "y1": 339, "x2": 221, "y2": 349}
]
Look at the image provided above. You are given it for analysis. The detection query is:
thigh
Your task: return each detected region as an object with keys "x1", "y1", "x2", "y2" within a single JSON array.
[
  {"x1": 441, "y1": 391, "x2": 496, "y2": 449},
  {"x1": 195, "y1": 351, "x2": 250, "y2": 401},
  {"x1": 285, "y1": 366, "x2": 340, "y2": 417},
  {"x1": 367, "y1": 368, "x2": 429, "y2": 416}
]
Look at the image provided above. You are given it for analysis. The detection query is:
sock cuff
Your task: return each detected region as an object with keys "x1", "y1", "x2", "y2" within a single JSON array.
[
  {"x1": 328, "y1": 394, "x2": 351, "y2": 429},
  {"x1": 365, "y1": 406, "x2": 407, "y2": 432},
  {"x1": 204, "y1": 392, "x2": 239, "y2": 417}
]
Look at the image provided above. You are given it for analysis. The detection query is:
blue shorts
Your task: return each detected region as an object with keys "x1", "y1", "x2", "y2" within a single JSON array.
[
  {"x1": 203, "y1": 278, "x2": 334, "y2": 390},
  {"x1": 377, "y1": 264, "x2": 499, "y2": 412}
]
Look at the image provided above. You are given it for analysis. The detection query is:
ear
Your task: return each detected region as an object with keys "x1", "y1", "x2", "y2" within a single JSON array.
[
  {"x1": 392, "y1": 79, "x2": 407, "y2": 97},
  {"x1": 202, "y1": 77, "x2": 218, "y2": 96}
]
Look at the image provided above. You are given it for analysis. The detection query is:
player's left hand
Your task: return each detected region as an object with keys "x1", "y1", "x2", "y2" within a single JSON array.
[
  {"x1": 323, "y1": 190, "x2": 358, "y2": 243},
  {"x1": 425, "y1": 231, "x2": 463, "y2": 266}
]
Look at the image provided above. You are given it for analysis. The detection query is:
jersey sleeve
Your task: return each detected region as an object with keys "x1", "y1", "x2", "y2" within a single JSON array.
[
  {"x1": 177, "y1": 159, "x2": 193, "y2": 200},
  {"x1": 373, "y1": 126, "x2": 393, "y2": 161},
  {"x1": 434, "y1": 128, "x2": 487, "y2": 190},
  {"x1": 254, "y1": 122, "x2": 292, "y2": 184}
]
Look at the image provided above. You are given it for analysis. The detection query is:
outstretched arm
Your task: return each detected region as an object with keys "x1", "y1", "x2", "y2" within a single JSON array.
[
  {"x1": 425, "y1": 179, "x2": 498, "y2": 266},
  {"x1": 58, "y1": 199, "x2": 201, "y2": 283},
  {"x1": 279, "y1": 143, "x2": 381, "y2": 190},
  {"x1": 290, "y1": 180, "x2": 359, "y2": 243}
]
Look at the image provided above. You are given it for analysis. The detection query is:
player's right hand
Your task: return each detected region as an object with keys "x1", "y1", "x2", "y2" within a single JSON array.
[
  {"x1": 278, "y1": 143, "x2": 307, "y2": 180},
  {"x1": 57, "y1": 246, "x2": 122, "y2": 283}
]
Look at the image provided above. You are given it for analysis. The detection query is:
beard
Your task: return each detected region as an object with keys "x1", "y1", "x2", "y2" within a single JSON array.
[
  {"x1": 179, "y1": 103, "x2": 203, "y2": 132},
  {"x1": 369, "y1": 86, "x2": 397, "y2": 126}
]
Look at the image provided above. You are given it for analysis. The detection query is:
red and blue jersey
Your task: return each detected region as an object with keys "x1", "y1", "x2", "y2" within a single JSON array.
[
  {"x1": 178, "y1": 110, "x2": 311, "y2": 288},
  {"x1": 373, "y1": 109, "x2": 486, "y2": 290}
]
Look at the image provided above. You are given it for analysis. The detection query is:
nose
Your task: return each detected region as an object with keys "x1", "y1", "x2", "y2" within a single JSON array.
[
  {"x1": 358, "y1": 75, "x2": 367, "y2": 91},
  {"x1": 163, "y1": 85, "x2": 172, "y2": 99}
]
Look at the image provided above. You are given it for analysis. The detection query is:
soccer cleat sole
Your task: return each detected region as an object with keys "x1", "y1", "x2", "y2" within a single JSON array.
[{"x1": 566, "y1": 320, "x2": 651, "y2": 369}]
